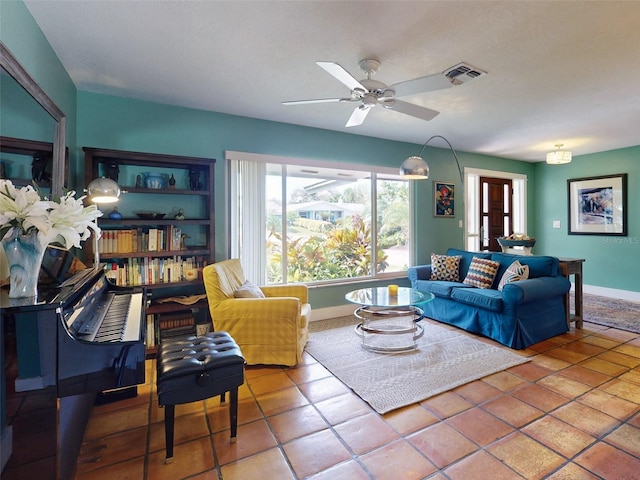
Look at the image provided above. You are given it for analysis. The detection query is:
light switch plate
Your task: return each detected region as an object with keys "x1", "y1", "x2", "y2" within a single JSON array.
[{"x1": 553, "y1": 220, "x2": 561, "y2": 229}]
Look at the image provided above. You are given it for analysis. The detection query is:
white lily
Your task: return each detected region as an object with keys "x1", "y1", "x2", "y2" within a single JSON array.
[{"x1": 0, "y1": 179, "x2": 102, "y2": 249}]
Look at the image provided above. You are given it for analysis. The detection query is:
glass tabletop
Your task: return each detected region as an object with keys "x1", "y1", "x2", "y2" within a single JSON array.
[{"x1": 345, "y1": 287, "x2": 434, "y2": 308}]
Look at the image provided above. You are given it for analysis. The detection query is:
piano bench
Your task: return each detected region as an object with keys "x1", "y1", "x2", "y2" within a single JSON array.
[{"x1": 156, "y1": 331, "x2": 245, "y2": 463}]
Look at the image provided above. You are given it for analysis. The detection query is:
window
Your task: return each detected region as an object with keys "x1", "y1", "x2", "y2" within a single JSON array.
[{"x1": 227, "y1": 152, "x2": 412, "y2": 285}]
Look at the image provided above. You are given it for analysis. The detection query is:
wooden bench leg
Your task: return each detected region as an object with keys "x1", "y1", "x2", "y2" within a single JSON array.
[
  {"x1": 164, "y1": 404, "x2": 175, "y2": 463},
  {"x1": 229, "y1": 387, "x2": 238, "y2": 443}
]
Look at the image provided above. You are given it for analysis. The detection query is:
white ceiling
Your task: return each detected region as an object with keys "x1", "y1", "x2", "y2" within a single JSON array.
[{"x1": 23, "y1": 0, "x2": 640, "y2": 162}]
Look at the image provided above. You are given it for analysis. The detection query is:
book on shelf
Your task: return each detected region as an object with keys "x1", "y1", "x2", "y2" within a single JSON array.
[
  {"x1": 158, "y1": 311, "x2": 194, "y2": 330},
  {"x1": 98, "y1": 226, "x2": 194, "y2": 254},
  {"x1": 145, "y1": 314, "x2": 156, "y2": 348},
  {"x1": 148, "y1": 228, "x2": 158, "y2": 251},
  {"x1": 102, "y1": 254, "x2": 207, "y2": 287},
  {"x1": 170, "y1": 226, "x2": 181, "y2": 251}
]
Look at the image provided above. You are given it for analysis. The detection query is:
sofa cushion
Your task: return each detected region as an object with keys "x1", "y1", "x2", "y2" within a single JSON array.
[
  {"x1": 451, "y1": 287, "x2": 504, "y2": 312},
  {"x1": 430, "y1": 253, "x2": 462, "y2": 282},
  {"x1": 463, "y1": 257, "x2": 501, "y2": 289},
  {"x1": 498, "y1": 260, "x2": 530, "y2": 291},
  {"x1": 418, "y1": 280, "x2": 473, "y2": 298},
  {"x1": 491, "y1": 253, "x2": 558, "y2": 280}
]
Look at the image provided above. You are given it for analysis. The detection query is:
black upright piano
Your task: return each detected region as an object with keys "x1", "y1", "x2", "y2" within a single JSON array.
[{"x1": 1, "y1": 266, "x2": 146, "y2": 479}]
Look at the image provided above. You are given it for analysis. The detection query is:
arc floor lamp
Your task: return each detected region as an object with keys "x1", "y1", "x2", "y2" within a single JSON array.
[{"x1": 400, "y1": 134, "x2": 463, "y2": 182}]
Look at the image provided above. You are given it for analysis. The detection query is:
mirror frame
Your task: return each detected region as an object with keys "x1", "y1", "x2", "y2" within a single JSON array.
[{"x1": 0, "y1": 41, "x2": 66, "y2": 197}]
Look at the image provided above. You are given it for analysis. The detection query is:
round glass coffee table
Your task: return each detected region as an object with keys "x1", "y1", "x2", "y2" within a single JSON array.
[{"x1": 345, "y1": 287, "x2": 435, "y2": 353}]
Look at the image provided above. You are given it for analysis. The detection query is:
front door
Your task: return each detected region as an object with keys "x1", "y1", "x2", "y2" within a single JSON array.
[{"x1": 480, "y1": 177, "x2": 512, "y2": 251}]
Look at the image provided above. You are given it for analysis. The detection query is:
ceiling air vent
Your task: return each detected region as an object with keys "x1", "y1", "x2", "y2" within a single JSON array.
[{"x1": 443, "y1": 62, "x2": 487, "y2": 86}]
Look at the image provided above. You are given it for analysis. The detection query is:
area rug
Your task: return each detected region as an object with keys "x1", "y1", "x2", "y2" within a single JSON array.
[
  {"x1": 578, "y1": 293, "x2": 640, "y2": 334},
  {"x1": 306, "y1": 321, "x2": 529, "y2": 414}
]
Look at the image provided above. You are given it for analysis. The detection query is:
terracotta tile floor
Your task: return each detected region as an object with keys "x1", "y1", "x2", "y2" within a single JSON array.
[{"x1": 4, "y1": 318, "x2": 640, "y2": 479}]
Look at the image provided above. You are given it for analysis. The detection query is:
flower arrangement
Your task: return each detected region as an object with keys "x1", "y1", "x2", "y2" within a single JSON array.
[{"x1": 0, "y1": 179, "x2": 102, "y2": 249}]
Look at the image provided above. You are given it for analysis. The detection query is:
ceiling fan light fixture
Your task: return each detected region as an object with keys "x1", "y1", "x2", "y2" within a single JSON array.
[
  {"x1": 546, "y1": 144, "x2": 572, "y2": 164},
  {"x1": 400, "y1": 156, "x2": 430, "y2": 179}
]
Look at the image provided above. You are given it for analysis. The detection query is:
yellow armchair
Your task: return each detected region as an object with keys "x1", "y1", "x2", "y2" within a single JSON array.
[{"x1": 202, "y1": 259, "x2": 311, "y2": 366}]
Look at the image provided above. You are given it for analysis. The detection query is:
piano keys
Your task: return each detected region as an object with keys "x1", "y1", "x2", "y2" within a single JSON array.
[{"x1": 56, "y1": 268, "x2": 146, "y2": 397}]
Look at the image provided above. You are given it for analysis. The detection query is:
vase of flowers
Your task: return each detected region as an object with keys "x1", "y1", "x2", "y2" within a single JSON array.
[{"x1": 0, "y1": 180, "x2": 102, "y2": 298}]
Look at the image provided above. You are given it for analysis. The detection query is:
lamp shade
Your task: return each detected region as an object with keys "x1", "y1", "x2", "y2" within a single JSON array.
[
  {"x1": 86, "y1": 177, "x2": 121, "y2": 203},
  {"x1": 400, "y1": 155, "x2": 430, "y2": 179},
  {"x1": 400, "y1": 135, "x2": 463, "y2": 182},
  {"x1": 546, "y1": 144, "x2": 572, "y2": 165}
]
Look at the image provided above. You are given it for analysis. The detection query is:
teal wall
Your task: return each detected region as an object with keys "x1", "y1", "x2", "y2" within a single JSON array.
[{"x1": 534, "y1": 147, "x2": 640, "y2": 292}]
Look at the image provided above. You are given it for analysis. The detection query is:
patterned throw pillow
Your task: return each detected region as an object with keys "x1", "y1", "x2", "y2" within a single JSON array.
[
  {"x1": 430, "y1": 253, "x2": 462, "y2": 282},
  {"x1": 498, "y1": 260, "x2": 530, "y2": 291},
  {"x1": 463, "y1": 257, "x2": 501, "y2": 289}
]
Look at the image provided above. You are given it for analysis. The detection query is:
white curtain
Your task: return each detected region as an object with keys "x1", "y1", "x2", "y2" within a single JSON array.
[{"x1": 228, "y1": 158, "x2": 266, "y2": 283}]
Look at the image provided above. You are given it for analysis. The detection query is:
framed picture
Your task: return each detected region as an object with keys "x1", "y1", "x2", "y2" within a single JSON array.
[
  {"x1": 567, "y1": 173, "x2": 627, "y2": 236},
  {"x1": 434, "y1": 181, "x2": 455, "y2": 217}
]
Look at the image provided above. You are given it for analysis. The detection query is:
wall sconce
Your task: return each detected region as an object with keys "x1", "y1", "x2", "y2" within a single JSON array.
[
  {"x1": 400, "y1": 135, "x2": 463, "y2": 181},
  {"x1": 546, "y1": 144, "x2": 572, "y2": 165},
  {"x1": 85, "y1": 177, "x2": 121, "y2": 203}
]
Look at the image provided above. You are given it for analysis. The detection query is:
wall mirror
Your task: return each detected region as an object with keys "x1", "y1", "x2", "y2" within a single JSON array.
[{"x1": 0, "y1": 41, "x2": 66, "y2": 197}]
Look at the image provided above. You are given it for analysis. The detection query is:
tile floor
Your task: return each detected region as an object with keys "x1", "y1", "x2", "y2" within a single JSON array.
[{"x1": 4, "y1": 318, "x2": 640, "y2": 480}]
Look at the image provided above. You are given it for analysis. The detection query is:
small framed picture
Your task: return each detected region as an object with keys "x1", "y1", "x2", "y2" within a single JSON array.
[
  {"x1": 567, "y1": 173, "x2": 627, "y2": 235},
  {"x1": 434, "y1": 181, "x2": 455, "y2": 217}
]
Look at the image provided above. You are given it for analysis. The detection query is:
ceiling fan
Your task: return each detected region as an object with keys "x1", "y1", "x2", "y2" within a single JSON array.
[{"x1": 283, "y1": 59, "x2": 486, "y2": 127}]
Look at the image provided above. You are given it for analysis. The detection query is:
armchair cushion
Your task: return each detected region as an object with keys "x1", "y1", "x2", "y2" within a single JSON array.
[{"x1": 234, "y1": 280, "x2": 265, "y2": 298}]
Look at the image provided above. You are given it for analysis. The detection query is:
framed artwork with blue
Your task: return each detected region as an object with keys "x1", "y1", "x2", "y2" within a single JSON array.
[
  {"x1": 567, "y1": 173, "x2": 627, "y2": 235},
  {"x1": 434, "y1": 181, "x2": 455, "y2": 217}
]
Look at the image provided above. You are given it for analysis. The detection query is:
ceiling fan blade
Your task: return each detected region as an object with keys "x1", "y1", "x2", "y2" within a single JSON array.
[
  {"x1": 346, "y1": 105, "x2": 371, "y2": 127},
  {"x1": 389, "y1": 73, "x2": 453, "y2": 98},
  {"x1": 316, "y1": 61, "x2": 367, "y2": 92},
  {"x1": 282, "y1": 97, "x2": 347, "y2": 105},
  {"x1": 383, "y1": 99, "x2": 440, "y2": 122}
]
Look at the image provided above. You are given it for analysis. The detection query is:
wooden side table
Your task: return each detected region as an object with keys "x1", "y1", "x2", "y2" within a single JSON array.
[{"x1": 558, "y1": 258, "x2": 585, "y2": 329}]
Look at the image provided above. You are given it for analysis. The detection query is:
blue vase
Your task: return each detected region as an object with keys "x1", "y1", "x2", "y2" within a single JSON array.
[{"x1": 1, "y1": 229, "x2": 46, "y2": 298}]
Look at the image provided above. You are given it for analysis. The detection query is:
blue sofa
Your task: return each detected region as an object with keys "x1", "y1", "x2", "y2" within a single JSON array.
[{"x1": 407, "y1": 248, "x2": 571, "y2": 349}]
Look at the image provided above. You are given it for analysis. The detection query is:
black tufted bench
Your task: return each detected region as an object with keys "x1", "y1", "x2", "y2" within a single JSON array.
[{"x1": 157, "y1": 331, "x2": 245, "y2": 463}]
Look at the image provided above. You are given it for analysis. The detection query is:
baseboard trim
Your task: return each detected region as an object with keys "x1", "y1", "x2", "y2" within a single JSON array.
[
  {"x1": 1, "y1": 426, "x2": 12, "y2": 473},
  {"x1": 583, "y1": 285, "x2": 640, "y2": 303},
  {"x1": 310, "y1": 304, "x2": 354, "y2": 322}
]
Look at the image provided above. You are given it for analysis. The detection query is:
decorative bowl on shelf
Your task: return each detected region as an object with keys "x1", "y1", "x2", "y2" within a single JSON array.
[
  {"x1": 136, "y1": 212, "x2": 166, "y2": 220},
  {"x1": 497, "y1": 237, "x2": 536, "y2": 248}
]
